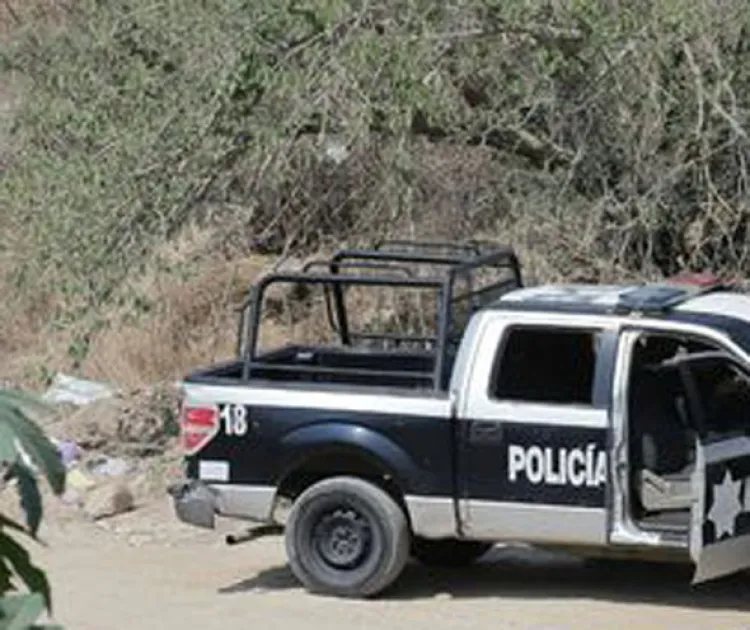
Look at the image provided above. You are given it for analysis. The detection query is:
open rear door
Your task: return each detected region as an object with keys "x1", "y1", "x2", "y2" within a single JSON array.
[
  {"x1": 690, "y1": 435, "x2": 750, "y2": 583},
  {"x1": 652, "y1": 348, "x2": 750, "y2": 583}
]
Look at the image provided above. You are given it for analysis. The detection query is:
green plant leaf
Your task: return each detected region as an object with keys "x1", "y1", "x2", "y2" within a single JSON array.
[
  {"x1": 0, "y1": 558, "x2": 12, "y2": 596},
  {"x1": 0, "y1": 423, "x2": 19, "y2": 466},
  {"x1": 0, "y1": 392, "x2": 54, "y2": 423},
  {"x1": 0, "y1": 592, "x2": 45, "y2": 630},
  {"x1": 0, "y1": 516, "x2": 28, "y2": 537},
  {"x1": 0, "y1": 531, "x2": 52, "y2": 613},
  {"x1": 0, "y1": 394, "x2": 65, "y2": 497},
  {"x1": 10, "y1": 465, "x2": 42, "y2": 538}
]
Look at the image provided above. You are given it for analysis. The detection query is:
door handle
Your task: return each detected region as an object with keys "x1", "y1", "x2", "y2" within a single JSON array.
[{"x1": 469, "y1": 421, "x2": 503, "y2": 443}]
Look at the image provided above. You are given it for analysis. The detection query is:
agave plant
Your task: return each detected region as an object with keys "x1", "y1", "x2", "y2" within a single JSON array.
[{"x1": 0, "y1": 389, "x2": 65, "y2": 630}]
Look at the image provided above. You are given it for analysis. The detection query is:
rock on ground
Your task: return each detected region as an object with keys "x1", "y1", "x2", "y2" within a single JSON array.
[
  {"x1": 83, "y1": 482, "x2": 135, "y2": 520},
  {"x1": 44, "y1": 382, "x2": 180, "y2": 458}
]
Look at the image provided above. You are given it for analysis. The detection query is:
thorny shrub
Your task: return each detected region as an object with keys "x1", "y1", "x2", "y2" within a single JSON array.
[{"x1": 1, "y1": 0, "x2": 750, "y2": 379}]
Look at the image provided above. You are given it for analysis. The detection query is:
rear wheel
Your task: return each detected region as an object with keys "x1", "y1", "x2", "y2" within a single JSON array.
[
  {"x1": 411, "y1": 537, "x2": 493, "y2": 567},
  {"x1": 284, "y1": 476, "x2": 410, "y2": 598}
]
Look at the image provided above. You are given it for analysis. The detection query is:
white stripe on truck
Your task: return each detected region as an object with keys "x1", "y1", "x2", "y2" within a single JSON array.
[{"x1": 183, "y1": 383, "x2": 452, "y2": 418}]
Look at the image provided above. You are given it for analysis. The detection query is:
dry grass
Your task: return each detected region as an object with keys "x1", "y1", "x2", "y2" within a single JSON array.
[
  {"x1": 0, "y1": 225, "x2": 275, "y2": 389},
  {"x1": 0, "y1": 0, "x2": 71, "y2": 38},
  {"x1": 0, "y1": 144, "x2": 650, "y2": 392},
  {"x1": 80, "y1": 252, "x2": 271, "y2": 389},
  {"x1": 0, "y1": 263, "x2": 72, "y2": 388}
]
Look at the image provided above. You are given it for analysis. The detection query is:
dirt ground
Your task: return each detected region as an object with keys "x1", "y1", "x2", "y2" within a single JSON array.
[{"x1": 29, "y1": 496, "x2": 750, "y2": 630}]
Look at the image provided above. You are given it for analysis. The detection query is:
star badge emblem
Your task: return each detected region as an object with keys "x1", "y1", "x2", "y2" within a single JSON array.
[{"x1": 707, "y1": 469, "x2": 743, "y2": 540}]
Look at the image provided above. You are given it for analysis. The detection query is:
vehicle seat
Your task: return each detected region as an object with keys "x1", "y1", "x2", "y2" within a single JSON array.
[
  {"x1": 630, "y1": 369, "x2": 693, "y2": 512},
  {"x1": 638, "y1": 468, "x2": 692, "y2": 512}
]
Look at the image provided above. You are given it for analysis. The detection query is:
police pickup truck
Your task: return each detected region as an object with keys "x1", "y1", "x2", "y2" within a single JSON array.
[{"x1": 168, "y1": 240, "x2": 750, "y2": 597}]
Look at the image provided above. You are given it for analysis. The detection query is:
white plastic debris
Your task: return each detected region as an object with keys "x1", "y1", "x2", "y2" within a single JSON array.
[
  {"x1": 42, "y1": 373, "x2": 115, "y2": 406},
  {"x1": 88, "y1": 456, "x2": 134, "y2": 478},
  {"x1": 323, "y1": 138, "x2": 349, "y2": 164}
]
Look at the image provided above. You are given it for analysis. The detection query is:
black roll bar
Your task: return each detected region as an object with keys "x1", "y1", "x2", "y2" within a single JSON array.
[
  {"x1": 238, "y1": 240, "x2": 523, "y2": 390},
  {"x1": 241, "y1": 272, "x2": 446, "y2": 382}
]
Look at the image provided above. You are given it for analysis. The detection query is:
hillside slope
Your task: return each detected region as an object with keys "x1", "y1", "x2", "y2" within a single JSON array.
[{"x1": 1, "y1": 0, "x2": 749, "y2": 386}]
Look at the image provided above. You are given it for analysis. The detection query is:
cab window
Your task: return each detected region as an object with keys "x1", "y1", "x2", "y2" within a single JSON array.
[{"x1": 490, "y1": 326, "x2": 601, "y2": 405}]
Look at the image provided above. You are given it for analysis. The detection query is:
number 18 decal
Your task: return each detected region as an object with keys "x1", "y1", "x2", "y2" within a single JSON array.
[{"x1": 220, "y1": 404, "x2": 249, "y2": 436}]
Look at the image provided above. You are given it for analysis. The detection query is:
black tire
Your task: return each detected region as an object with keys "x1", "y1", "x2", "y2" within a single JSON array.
[
  {"x1": 284, "y1": 476, "x2": 410, "y2": 598},
  {"x1": 411, "y1": 537, "x2": 493, "y2": 567}
]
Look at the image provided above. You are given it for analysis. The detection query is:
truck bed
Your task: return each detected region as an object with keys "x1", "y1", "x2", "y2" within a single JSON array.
[{"x1": 186, "y1": 344, "x2": 456, "y2": 390}]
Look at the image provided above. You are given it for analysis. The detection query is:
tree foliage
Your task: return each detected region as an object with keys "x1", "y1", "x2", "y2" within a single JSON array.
[{"x1": 1, "y1": 0, "x2": 749, "y2": 319}]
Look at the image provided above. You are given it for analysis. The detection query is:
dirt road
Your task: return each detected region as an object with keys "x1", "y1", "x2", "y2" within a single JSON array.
[{"x1": 29, "y1": 498, "x2": 750, "y2": 630}]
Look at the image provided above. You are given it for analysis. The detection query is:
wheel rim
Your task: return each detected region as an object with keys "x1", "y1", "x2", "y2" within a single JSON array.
[{"x1": 312, "y1": 506, "x2": 373, "y2": 570}]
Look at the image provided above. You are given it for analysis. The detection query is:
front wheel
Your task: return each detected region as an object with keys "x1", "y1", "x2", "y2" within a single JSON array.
[
  {"x1": 411, "y1": 537, "x2": 493, "y2": 567},
  {"x1": 284, "y1": 476, "x2": 410, "y2": 598}
]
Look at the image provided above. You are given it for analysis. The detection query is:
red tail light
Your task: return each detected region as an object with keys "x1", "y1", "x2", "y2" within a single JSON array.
[{"x1": 180, "y1": 404, "x2": 220, "y2": 455}]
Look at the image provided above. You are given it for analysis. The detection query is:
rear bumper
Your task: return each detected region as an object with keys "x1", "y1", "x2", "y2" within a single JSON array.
[{"x1": 168, "y1": 480, "x2": 277, "y2": 529}]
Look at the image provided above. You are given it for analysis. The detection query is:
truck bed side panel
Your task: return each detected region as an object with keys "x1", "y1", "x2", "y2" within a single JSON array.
[{"x1": 183, "y1": 384, "x2": 455, "y2": 498}]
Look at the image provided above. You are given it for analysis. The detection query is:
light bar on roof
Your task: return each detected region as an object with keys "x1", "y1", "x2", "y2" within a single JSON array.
[{"x1": 614, "y1": 275, "x2": 725, "y2": 315}]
